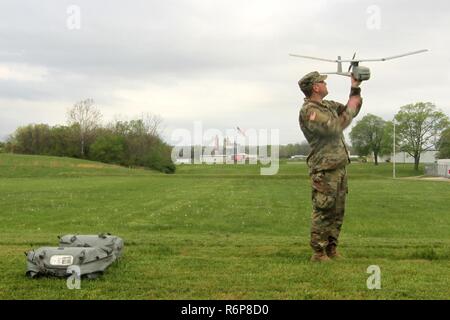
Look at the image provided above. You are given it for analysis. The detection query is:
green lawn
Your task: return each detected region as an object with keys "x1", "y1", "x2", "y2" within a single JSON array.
[{"x1": 0, "y1": 153, "x2": 449, "y2": 299}]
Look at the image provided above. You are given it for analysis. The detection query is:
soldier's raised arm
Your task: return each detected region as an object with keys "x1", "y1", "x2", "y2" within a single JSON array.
[
  {"x1": 326, "y1": 76, "x2": 363, "y2": 130},
  {"x1": 347, "y1": 75, "x2": 363, "y2": 117},
  {"x1": 302, "y1": 98, "x2": 361, "y2": 137}
]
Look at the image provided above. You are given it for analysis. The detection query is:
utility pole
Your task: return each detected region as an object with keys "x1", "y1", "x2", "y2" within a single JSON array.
[
  {"x1": 233, "y1": 138, "x2": 237, "y2": 164},
  {"x1": 393, "y1": 119, "x2": 396, "y2": 179}
]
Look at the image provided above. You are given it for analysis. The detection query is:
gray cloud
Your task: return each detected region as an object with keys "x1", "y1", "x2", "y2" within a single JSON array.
[{"x1": 0, "y1": 0, "x2": 449, "y2": 143}]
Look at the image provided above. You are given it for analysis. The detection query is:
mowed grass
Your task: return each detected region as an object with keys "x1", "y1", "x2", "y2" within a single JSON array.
[{"x1": 0, "y1": 153, "x2": 449, "y2": 299}]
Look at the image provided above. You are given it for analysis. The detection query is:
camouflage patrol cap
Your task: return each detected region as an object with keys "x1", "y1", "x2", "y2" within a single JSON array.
[{"x1": 298, "y1": 71, "x2": 327, "y2": 91}]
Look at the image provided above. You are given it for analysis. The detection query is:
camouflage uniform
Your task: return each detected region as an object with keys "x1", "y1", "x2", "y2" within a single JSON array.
[{"x1": 298, "y1": 72, "x2": 362, "y2": 254}]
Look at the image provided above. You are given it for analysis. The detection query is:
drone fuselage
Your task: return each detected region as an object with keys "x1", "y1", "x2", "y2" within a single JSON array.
[{"x1": 352, "y1": 65, "x2": 371, "y2": 81}]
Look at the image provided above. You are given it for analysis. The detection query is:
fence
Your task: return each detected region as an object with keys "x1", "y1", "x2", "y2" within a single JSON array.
[{"x1": 424, "y1": 164, "x2": 450, "y2": 178}]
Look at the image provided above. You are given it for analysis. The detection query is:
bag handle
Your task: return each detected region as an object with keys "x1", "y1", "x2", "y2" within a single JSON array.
[{"x1": 98, "y1": 233, "x2": 111, "y2": 239}]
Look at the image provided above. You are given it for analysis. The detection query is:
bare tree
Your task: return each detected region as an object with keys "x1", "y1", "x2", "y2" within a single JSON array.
[
  {"x1": 110, "y1": 113, "x2": 163, "y2": 137},
  {"x1": 67, "y1": 99, "x2": 102, "y2": 157},
  {"x1": 141, "y1": 113, "x2": 163, "y2": 137}
]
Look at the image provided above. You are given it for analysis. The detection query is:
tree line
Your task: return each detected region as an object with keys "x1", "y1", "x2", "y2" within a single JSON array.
[
  {"x1": 1, "y1": 100, "x2": 448, "y2": 172},
  {"x1": 349, "y1": 102, "x2": 449, "y2": 170},
  {"x1": 3, "y1": 99, "x2": 175, "y2": 173}
]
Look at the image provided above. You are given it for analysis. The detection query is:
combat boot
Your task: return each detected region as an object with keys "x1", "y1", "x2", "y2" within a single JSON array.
[
  {"x1": 326, "y1": 244, "x2": 342, "y2": 259},
  {"x1": 310, "y1": 250, "x2": 331, "y2": 262}
]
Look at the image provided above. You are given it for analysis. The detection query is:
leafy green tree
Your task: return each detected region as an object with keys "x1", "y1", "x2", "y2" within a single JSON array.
[
  {"x1": 8, "y1": 124, "x2": 52, "y2": 155},
  {"x1": 395, "y1": 102, "x2": 449, "y2": 170},
  {"x1": 350, "y1": 114, "x2": 392, "y2": 165},
  {"x1": 48, "y1": 125, "x2": 80, "y2": 157},
  {"x1": 109, "y1": 114, "x2": 175, "y2": 173},
  {"x1": 437, "y1": 127, "x2": 450, "y2": 159},
  {"x1": 279, "y1": 141, "x2": 311, "y2": 158},
  {"x1": 298, "y1": 141, "x2": 312, "y2": 156},
  {"x1": 7, "y1": 124, "x2": 80, "y2": 157},
  {"x1": 90, "y1": 134, "x2": 125, "y2": 164},
  {"x1": 143, "y1": 142, "x2": 176, "y2": 173}
]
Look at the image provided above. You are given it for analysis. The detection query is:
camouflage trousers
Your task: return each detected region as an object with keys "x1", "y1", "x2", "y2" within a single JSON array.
[{"x1": 309, "y1": 167, "x2": 348, "y2": 252}]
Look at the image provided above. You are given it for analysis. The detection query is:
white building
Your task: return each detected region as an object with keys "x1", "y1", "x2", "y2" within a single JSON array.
[
  {"x1": 174, "y1": 158, "x2": 192, "y2": 165},
  {"x1": 290, "y1": 155, "x2": 307, "y2": 160},
  {"x1": 437, "y1": 159, "x2": 450, "y2": 178},
  {"x1": 379, "y1": 151, "x2": 438, "y2": 164},
  {"x1": 424, "y1": 159, "x2": 450, "y2": 178},
  {"x1": 199, "y1": 155, "x2": 229, "y2": 164}
]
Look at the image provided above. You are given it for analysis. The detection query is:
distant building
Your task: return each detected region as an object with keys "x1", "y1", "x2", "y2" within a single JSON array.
[
  {"x1": 199, "y1": 155, "x2": 228, "y2": 164},
  {"x1": 425, "y1": 159, "x2": 450, "y2": 178},
  {"x1": 378, "y1": 151, "x2": 438, "y2": 164},
  {"x1": 436, "y1": 159, "x2": 450, "y2": 178},
  {"x1": 174, "y1": 158, "x2": 192, "y2": 165},
  {"x1": 174, "y1": 153, "x2": 260, "y2": 165},
  {"x1": 290, "y1": 155, "x2": 307, "y2": 160}
]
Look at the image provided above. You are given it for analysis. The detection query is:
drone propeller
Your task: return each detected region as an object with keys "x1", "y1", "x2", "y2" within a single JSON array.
[{"x1": 348, "y1": 52, "x2": 356, "y2": 72}]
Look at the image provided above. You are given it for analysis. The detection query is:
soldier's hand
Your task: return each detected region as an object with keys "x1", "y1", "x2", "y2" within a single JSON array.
[{"x1": 351, "y1": 74, "x2": 361, "y2": 87}]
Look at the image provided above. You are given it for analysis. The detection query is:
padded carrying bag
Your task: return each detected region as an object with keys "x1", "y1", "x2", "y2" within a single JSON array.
[
  {"x1": 58, "y1": 233, "x2": 124, "y2": 259},
  {"x1": 25, "y1": 234, "x2": 123, "y2": 279},
  {"x1": 26, "y1": 246, "x2": 115, "y2": 279}
]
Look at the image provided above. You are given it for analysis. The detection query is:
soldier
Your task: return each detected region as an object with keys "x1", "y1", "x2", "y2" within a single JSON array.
[{"x1": 298, "y1": 71, "x2": 362, "y2": 262}]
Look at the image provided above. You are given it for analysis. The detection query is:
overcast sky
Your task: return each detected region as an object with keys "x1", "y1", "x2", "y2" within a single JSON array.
[{"x1": 1, "y1": 0, "x2": 449, "y2": 145}]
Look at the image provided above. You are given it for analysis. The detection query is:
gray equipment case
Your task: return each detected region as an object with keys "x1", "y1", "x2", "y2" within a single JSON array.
[
  {"x1": 25, "y1": 234, "x2": 123, "y2": 279},
  {"x1": 58, "y1": 233, "x2": 124, "y2": 259}
]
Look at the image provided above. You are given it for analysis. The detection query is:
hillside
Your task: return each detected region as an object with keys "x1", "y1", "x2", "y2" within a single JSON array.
[{"x1": 0, "y1": 153, "x2": 159, "y2": 178}]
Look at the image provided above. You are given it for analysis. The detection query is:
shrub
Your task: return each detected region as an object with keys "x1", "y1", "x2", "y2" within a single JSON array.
[{"x1": 90, "y1": 135, "x2": 125, "y2": 164}]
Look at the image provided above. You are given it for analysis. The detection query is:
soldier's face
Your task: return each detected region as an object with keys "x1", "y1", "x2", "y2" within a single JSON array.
[{"x1": 313, "y1": 81, "x2": 328, "y2": 98}]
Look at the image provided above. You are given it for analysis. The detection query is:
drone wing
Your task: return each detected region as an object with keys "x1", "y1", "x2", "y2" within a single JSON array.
[
  {"x1": 340, "y1": 49, "x2": 429, "y2": 62},
  {"x1": 290, "y1": 49, "x2": 428, "y2": 63},
  {"x1": 289, "y1": 54, "x2": 339, "y2": 63}
]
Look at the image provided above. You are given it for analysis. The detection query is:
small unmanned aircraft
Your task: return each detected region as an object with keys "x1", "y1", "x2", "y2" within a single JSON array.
[{"x1": 289, "y1": 49, "x2": 428, "y2": 81}]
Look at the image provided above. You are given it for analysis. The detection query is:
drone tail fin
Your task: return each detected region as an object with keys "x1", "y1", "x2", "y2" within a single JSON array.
[{"x1": 337, "y1": 56, "x2": 342, "y2": 73}]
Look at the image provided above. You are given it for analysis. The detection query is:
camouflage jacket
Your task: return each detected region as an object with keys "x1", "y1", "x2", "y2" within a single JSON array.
[{"x1": 299, "y1": 97, "x2": 362, "y2": 172}]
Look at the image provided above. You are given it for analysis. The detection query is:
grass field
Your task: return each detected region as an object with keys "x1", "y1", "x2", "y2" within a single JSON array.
[{"x1": 0, "y1": 153, "x2": 449, "y2": 300}]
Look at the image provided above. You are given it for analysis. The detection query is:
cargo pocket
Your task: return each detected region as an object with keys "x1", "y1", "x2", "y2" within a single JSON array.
[
  {"x1": 311, "y1": 170, "x2": 337, "y2": 211},
  {"x1": 312, "y1": 189, "x2": 336, "y2": 210}
]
